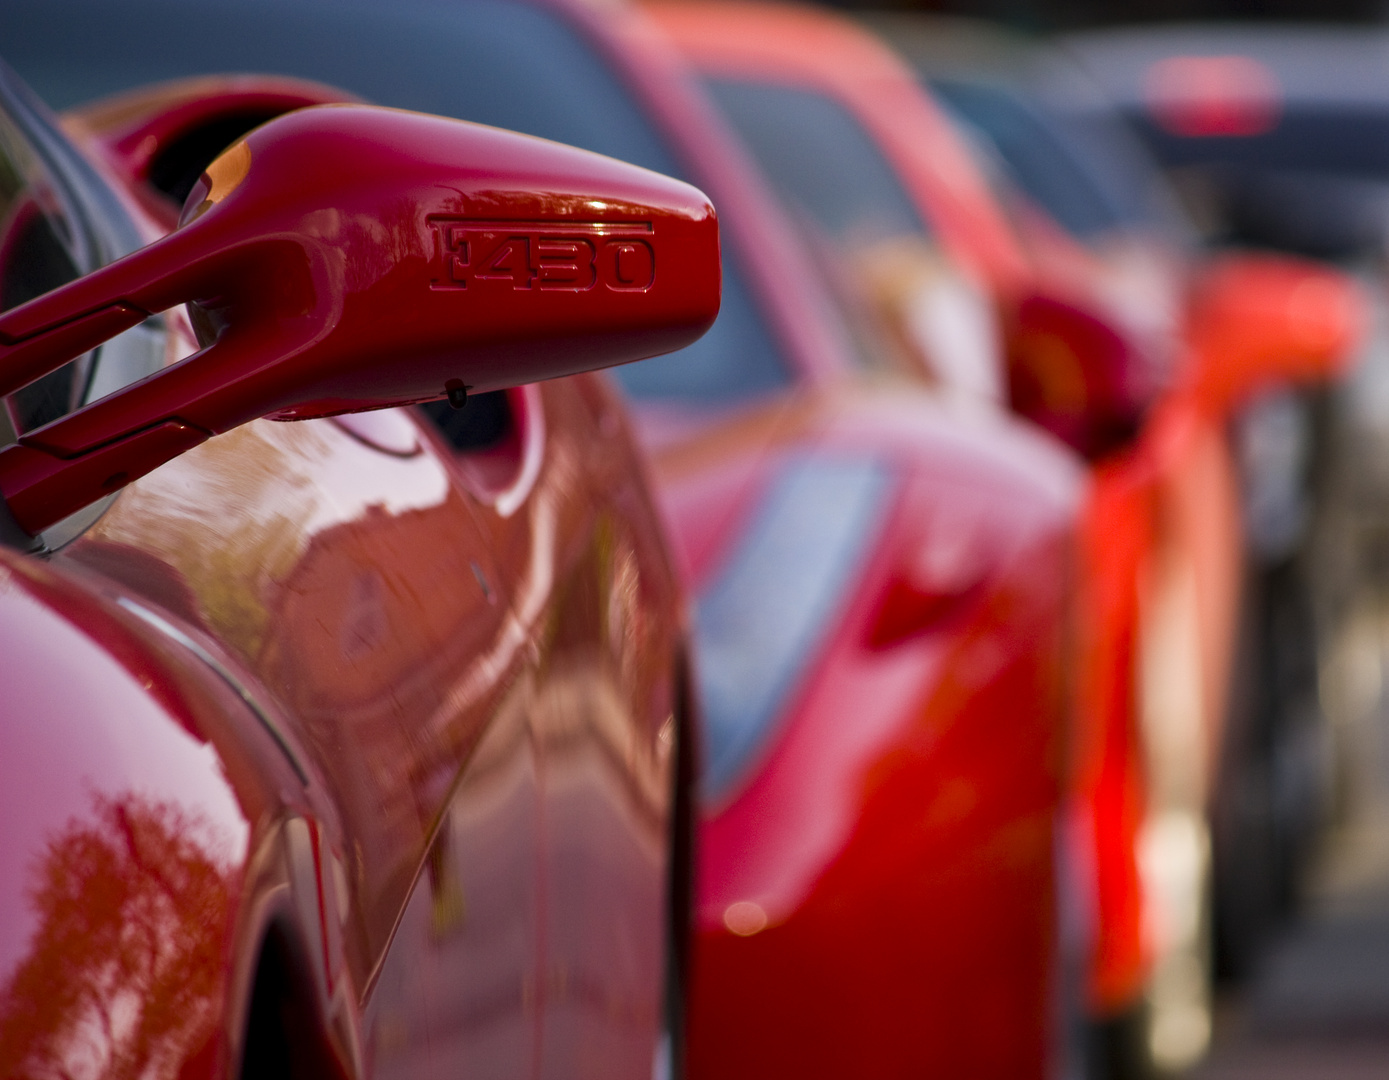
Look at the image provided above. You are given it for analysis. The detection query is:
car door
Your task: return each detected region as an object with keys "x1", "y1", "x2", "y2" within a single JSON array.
[{"x1": 60, "y1": 392, "x2": 566, "y2": 1076}]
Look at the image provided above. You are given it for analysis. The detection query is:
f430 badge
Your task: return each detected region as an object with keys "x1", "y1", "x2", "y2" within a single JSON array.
[{"x1": 430, "y1": 218, "x2": 655, "y2": 292}]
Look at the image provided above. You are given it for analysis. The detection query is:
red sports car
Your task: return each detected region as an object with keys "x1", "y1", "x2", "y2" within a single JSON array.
[
  {"x1": 649, "y1": 3, "x2": 1365, "y2": 1074},
  {"x1": 0, "y1": 55, "x2": 721, "y2": 1080},
  {"x1": 2, "y1": 1, "x2": 1088, "y2": 1077}
]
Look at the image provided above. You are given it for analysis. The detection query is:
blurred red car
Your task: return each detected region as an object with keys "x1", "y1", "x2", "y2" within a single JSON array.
[
  {"x1": 1054, "y1": 27, "x2": 1389, "y2": 962},
  {"x1": 0, "y1": 0, "x2": 1091, "y2": 1076},
  {"x1": 883, "y1": 19, "x2": 1377, "y2": 1066},
  {"x1": 652, "y1": 2, "x2": 1366, "y2": 1074},
  {"x1": 0, "y1": 55, "x2": 721, "y2": 1080}
]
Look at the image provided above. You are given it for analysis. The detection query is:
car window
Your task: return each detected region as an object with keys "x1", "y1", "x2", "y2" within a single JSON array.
[
  {"x1": 1128, "y1": 104, "x2": 1389, "y2": 178},
  {"x1": 705, "y1": 77, "x2": 930, "y2": 246},
  {"x1": 0, "y1": 68, "x2": 171, "y2": 545},
  {"x1": 0, "y1": 104, "x2": 85, "y2": 440},
  {"x1": 929, "y1": 79, "x2": 1131, "y2": 239},
  {"x1": 0, "y1": 0, "x2": 791, "y2": 406}
]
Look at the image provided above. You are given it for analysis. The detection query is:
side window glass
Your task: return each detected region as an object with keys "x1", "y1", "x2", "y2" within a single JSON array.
[
  {"x1": 0, "y1": 109, "x2": 84, "y2": 445},
  {"x1": 0, "y1": 86, "x2": 165, "y2": 549},
  {"x1": 706, "y1": 77, "x2": 931, "y2": 246}
]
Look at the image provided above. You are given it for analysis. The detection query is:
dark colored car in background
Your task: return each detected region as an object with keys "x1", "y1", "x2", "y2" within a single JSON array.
[{"x1": 1056, "y1": 15, "x2": 1389, "y2": 987}]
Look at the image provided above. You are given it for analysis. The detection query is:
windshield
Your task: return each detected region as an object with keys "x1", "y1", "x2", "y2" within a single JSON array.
[
  {"x1": 1118, "y1": 103, "x2": 1389, "y2": 258},
  {"x1": 1126, "y1": 102, "x2": 1389, "y2": 178},
  {"x1": 703, "y1": 75, "x2": 1011, "y2": 396},
  {"x1": 706, "y1": 77, "x2": 929, "y2": 246},
  {"x1": 0, "y1": 0, "x2": 789, "y2": 405},
  {"x1": 930, "y1": 79, "x2": 1135, "y2": 239}
]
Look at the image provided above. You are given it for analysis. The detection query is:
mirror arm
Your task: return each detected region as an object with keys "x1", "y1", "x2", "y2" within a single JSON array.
[
  {"x1": 0, "y1": 303, "x2": 152, "y2": 399},
  {"x1": 0, "y1": 307, "x2": 327, "y2": 537},
  {"x1": 0, "y1": 422, "x2": 210, "y2": 537},
  {"x1": 0, "y1": 489, "x2": 41, "y2": 550},
  {"x1": 0, "y1": 227, "x2": 326, "y2": 536},
  {"x1": 0, "y1": 217, "x2": 253, "y2": 400}
]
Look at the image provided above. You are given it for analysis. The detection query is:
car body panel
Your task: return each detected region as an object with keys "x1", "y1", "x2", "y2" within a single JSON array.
[
  {"x1": 567, "y1": 9, "x2": 1089, "y2": 1072},
  {"x1": 526, "y1": 4, "x2": 1084, "y2": 1073},
  {"x1": 642, "y1": 382, "x2": 1082, "y2": 1078},
  {"x1": 0, "y1": 549, "x2": 256, "y2": 1079},
  {"x1": 651, "y1": 0, "x2": 1193, "y2": 1023}
]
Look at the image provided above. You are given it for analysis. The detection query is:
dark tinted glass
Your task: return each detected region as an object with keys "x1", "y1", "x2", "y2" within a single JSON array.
[
  {"x1": 1123, "y1": 105, "x2": 1389, "y2": 257},
  {"x1": 611, "y1": 265, "x2": 785, "y2": 402},
  {"x1": 0, "y1": 106, "x2": 82, "y2": 435},
  {"x1": 0, "y1": 0, "x2": 789, "y2": 405},
  {"x1": 1129, "y1": 106, "x2": 1389, "y2": 177},
  {"x1": 706, "y1": 77, "x2": 929, "y2": 244},
  {"x1": 3, "y1": 0, "x2": 679, "y2": 175},
  {"x1": 931, "y1": 79, "x2": 1128, "y2": 238}
]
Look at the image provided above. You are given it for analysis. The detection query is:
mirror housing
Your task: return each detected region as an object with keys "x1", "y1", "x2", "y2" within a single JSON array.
[
  {"x1": 0, "y1": 104, "x2": 720, "y2": 535},
  {"x1": 64, "y1": 74, "x2": 364, "y2": 228},
  {"x1": 1183, "y1": 253, "x2": 1363, "y2": 417},
  {"x1": 1006, "y1": 293, "x2": 1146, "y2": 461}
]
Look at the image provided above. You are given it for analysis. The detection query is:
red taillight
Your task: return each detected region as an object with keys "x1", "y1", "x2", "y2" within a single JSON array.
[
  {"x1": 1144, "y1": 55, "x2": 1281, "y2": 138},
  {"x1": 1006, "y1": 294, "x2": 1143, "y2": 461}
]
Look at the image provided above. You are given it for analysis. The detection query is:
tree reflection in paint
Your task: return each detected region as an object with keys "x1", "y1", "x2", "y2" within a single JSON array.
[{"x1": 0, "y1": 793, "x2": 236, "y2": 1080}]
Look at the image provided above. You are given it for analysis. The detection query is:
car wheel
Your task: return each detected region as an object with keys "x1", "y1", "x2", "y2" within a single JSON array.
[
  {"x1": 239, "y1": 925, "x2": 342, "y2": 1080},
  {"x1": 1087, "y1": 829, "x2": 1213, "y2": 1080},
  {"x1": 1116, "y1": 544, "x2": 1215, "y2": 1079}
]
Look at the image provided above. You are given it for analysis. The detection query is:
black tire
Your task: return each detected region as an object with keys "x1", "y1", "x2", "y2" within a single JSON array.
[{"x1": 659, "y1": 658, "x2": 698, "y2": 1080}]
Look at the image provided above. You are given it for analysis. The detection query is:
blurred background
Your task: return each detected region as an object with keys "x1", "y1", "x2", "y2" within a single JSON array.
[
  {"x1": 820, "y1": 0, "x2": 1379, "y2": 31},
  {"x1": 807, "y1": 3, "x2": 1389, "y2": 1077}
]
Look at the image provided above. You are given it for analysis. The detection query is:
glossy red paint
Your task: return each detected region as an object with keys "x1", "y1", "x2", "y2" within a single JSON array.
[
  {"x1": 648, "y1": 0, "x2": 1163, "y2": 457},
  {"x1": 1063, "y1": 211, "x2": 1361, "y2": 1025},
  {"x1": 1184, "y1": 252, "x2": 1362, "y2": 414},
  {"x1": 0, "y1": 549, "x2": 257, "y2": 1080},
  {"x1": 1009, "y1": 294, "x2": 1143, "y2": 459},
  {"x1": 1070, "y1": 383, "x2": 1248, "y2": 1015},
  {"x1": 654, "y1": 391, "x2": 1081, "y2": 1079},
  {"x1": 0, "y1": 104, "x2": 720, "y2": 534},
  {"x1": 0, "y1": 65, "x2": 704, "y2": 1080}
]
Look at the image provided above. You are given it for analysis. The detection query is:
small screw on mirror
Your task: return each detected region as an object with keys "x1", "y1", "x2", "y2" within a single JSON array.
[{"x1": 445, "y1": 380, "x2": 471, "y2": 410}]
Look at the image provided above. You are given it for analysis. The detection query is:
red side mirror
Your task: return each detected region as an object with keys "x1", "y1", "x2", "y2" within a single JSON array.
[
  {"x1": 1006, "y1": 294, "x2": 1146, "y2": 461},
  {"x1": 0, "y1": 104, "x2": 721, "y2": 535},
  {"x1": 1184, "y1": 253, "x2": 1363, "y2": 416}
]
